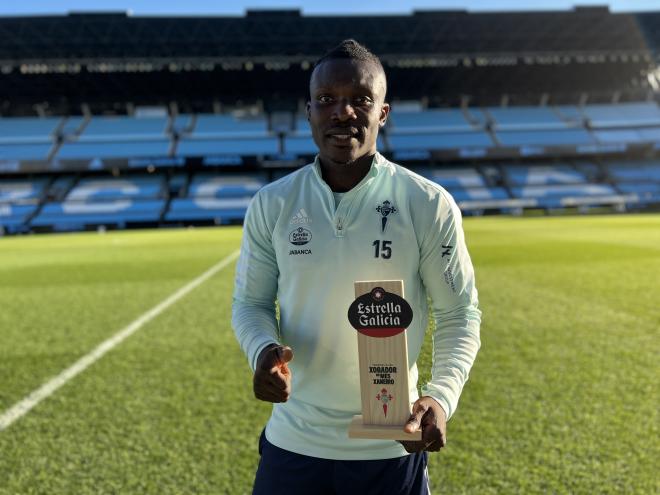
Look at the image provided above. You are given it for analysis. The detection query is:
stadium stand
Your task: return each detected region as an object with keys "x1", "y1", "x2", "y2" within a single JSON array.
[
  {"x1": 176, "y1": 137, "x2": 279, "y2": 158},
  {"x1": 31, "y1": 199, "x2": 165, "y2": 231},
  {"x1": 190, "y1": 115, "x2": 269, "y2": 138},
  {"x1": 605, "y1": 160, "x2": 660, "y2": 206},
  {"x1": 166, "y1": 173, "x2": 266, "y2": 224},
  {"x1": 505, "y1": 165, "x2": 590, "y2": 186},
  {"x1": 0, "y1": 178, "x2": 48, "y2": 233},
  {"x1": 409, "y1": 166, "x2": 526, "y2": 213},
  {"x1": 58, "y1": 140, "x2": 172, "y2": 160},
  {"x1": 78, "y1": 115, "x2": 169, "y2": 141},
  {"x1": 0, "y1": 117, "x2": 61, "y2": 163},
  {"x1": 388, "y1": 109, "x2": 477, "y2": 133},
  {"x1": 482, "y1": 107, "x2": 570, "y2": 131},
  {"x1": 174, "y1": 114, "x2": 280, "y2": 159},
  {"x1": 580, "y1": 102, "x2": 660, "y2": 127},
  {"x1": 387, "y1": 131, "x2": 493, "y2": 152},
  {"x1": 0, "y1": 117, "x2": 62, "y2": 143},
  {"x1": 0, "y1": 8, "x2": 658, "y2": 234},
  {"x1": 494, "y1": 129, "x2": 595, "y2": 148},
  {"x1": 29, "y1": 175, "x2": 167, "y2": 231}
]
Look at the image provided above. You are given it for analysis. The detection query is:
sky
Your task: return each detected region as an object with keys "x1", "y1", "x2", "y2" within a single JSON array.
[{"x1": 0, "y1": 0, "x2": 658, "y2": 16}]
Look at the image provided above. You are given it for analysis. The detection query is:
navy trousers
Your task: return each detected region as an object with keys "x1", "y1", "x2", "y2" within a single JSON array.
[{"x1": 253, "y1": 431, "x2": 430, "y2": 495}]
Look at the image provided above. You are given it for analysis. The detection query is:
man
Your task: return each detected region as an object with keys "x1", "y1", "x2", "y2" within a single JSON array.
[{"x1": 232, "y1": 39, "x2": 481, "y2": 494}]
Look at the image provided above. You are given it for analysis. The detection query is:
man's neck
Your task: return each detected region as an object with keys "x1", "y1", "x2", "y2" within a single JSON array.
[{"x1": 319, "y1": 153, "x2": 375, "y2": 193}]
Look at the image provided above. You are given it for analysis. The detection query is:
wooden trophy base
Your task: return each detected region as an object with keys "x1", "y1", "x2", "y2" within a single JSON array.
[{"x1": 348, "y1": 415, "x2": 422, "y2": 441}]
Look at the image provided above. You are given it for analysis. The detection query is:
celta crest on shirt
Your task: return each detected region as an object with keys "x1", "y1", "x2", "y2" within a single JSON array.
[{"x1": 376, "y1": 200, "x2": 397, "y2": 233}]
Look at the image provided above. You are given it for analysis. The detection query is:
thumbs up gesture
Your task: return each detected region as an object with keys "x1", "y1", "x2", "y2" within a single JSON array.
[{"x1": 253, "y1": 344, "x2": 294, "y2": 403}]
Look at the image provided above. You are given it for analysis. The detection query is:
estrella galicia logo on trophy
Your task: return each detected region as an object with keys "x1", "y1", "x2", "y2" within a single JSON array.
[
  {"x1": 347, "y1": 287, "x2": 413, "y2": 338},
  {"x1": 376, "y1": 200, "x2": 397, "y2": 233},
  {"x1": 289, "y1": 226, "x2": 312, "y2": 245}
]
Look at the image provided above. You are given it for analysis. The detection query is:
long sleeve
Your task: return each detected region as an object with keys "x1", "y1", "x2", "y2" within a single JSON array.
[
  {"x1": 418, "y1": 190, "x2": 481, "y2": 420},
  {"x1": 232, "y1": 191, "x2": 281, "y2": 371}
]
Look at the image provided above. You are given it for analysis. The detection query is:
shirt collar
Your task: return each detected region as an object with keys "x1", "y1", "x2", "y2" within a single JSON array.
[{"x1": 312, "y1": 151, "x2": 385, "y2": 187}]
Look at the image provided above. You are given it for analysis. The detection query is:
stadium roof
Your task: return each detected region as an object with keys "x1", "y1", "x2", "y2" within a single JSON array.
[
  {"x1": 0, "y1": 8, "x2": 657, "y2": 114},
  {"x1": 0, "y1": 8, "x2": 654, "y2": 62}
]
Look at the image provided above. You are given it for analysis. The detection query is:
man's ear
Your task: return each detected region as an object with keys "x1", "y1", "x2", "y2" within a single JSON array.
[
  {"x1": 379, "y1": 102, "x2": 390, "y2": 127},
  {"x1": 306, "y1": 101, "x2": 311, "y2": 121}
]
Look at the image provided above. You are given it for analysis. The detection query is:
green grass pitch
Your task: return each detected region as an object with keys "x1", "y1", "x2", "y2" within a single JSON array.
[{"x1": 0, "y1": 214, "x2": 658, "y2": 494}]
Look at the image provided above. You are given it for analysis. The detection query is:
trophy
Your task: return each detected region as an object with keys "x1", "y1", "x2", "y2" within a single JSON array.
[{"x1": 347, "y1": 280, "x2": 421, "y2": 441}]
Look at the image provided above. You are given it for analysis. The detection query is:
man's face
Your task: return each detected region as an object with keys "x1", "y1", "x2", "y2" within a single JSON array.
[{"x1": 307, "y1": 58, "x2": 389, "y2": 165}]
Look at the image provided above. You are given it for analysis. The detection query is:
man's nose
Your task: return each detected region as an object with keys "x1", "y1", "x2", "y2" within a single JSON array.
[{"x1": 332, "y1": 99, "x2": 357, "y2": 120}]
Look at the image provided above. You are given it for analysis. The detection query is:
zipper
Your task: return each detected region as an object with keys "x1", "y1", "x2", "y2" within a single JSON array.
[{"x1": 335, "y1": 217, "x2": 344, "y2": 237}]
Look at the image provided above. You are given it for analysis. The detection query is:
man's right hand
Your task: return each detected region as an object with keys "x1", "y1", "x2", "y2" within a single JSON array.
[{"x1": 253, "y1": 344, "x2": 294, "y2": 403}]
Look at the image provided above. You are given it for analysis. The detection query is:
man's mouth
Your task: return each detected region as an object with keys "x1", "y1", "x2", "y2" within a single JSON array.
[{"x1": 326, "y1": 128, "x2": 360, "y2": 144}]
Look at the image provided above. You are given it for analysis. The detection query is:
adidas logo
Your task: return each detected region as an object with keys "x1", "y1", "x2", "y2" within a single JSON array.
[{"x1": 290, "y1": 208, "x2": 311, "y2": 225}]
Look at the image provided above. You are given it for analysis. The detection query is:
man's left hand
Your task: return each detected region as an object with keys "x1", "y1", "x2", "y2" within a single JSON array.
[{"x1": 398, "y1": 396, "x2": 447, "y2": 453}]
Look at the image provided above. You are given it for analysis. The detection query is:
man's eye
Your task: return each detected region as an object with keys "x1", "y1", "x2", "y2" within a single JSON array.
[
  {"x1": 318, "y1": 95, "x2": 333, "y2": 103},
  {"x1": 355, "y1": 97, "x2": 374, "y2": 106}
]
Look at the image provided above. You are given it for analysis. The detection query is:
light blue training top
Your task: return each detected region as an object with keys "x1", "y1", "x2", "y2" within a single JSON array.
[{"x1": 232, "y1": 152, "x2": 481, "y2": 460}]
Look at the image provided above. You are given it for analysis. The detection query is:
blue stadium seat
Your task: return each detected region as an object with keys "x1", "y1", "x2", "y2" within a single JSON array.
[
  {"x1": 0, "y1": 117, "x2": 62, "y2": 144},
  {"x1": 60, "y1": 116, "x2": 86, "y2": 135},
  {"x1": 0, "y1": 178, "x2": 49, "y2": 201},
  {"x1": 48, "y1": 176, "x2": 78, "y2": 200},
  {"x1": 615, "y1": 182, "x2": 660, "y2": 194},
  {"x1": 615, "y1": 183, "x2": 660, "y2": 204},
  {"x1": 168, "y1": 174, "x2": 189, "y2": 195},
  {"x1": 510, "y1": 183, "x2": 618, "y2": 208},
  {"x1": 78, "y1": 116, "x2": 169, "y2": 141},
  {"x1": 388, "y1": 131, "x2": 492, "y2": 151},
  {"x1": 511, "y1": 184, "x2": 616, "y2": 198},
  {"x1": 172, "y1": 114, "x2": 194, "y2": 134},
  {"x1": 448, "y1": 187, "x2": 509, "y2": 201},
  {"x1": 176, "y1": 137, "x2": 279, "y2": 157},
  {"x1": 165, "y1": 197, "x2": 251, "y2": 223},
  {"x1": 496, "y1": 129, "x2": 594, "y2": 147},
  {"x1": 0, "y1": 143, "x2": 54, "y2": 161},
  {"x1": 553, "y1": 106, "x2": 585, "y2": 125},
  {"x1": 284, "y1": 135, "x2": 318, "y2": 155},
  {"x1": 606, "y1": 161, "x2": 660, "y2": 181},
  {"x1": 293, "y1": 116, "x2": 311, "y2": 136},
  {"x1": 188, "y1": 174, "x2": 266, "y2": 199},
  {"x1": 389, "y1": 109, "x2": 474, "y2": 133},
  {"x1": 31, "y1": 199, "x2": 165, "y2": 229},
  {"x1": 416, "y1": 167, "x2": 486, "y2": 188},
  {"x1": 636, "y1": 127, "x2": 660, "y2": 143},
  {"x1": 65, "y1": 176, "x2": 167, "y2": 202},
  {"x1": 191, "y1": 114, "x2": 269, "y2": 138},
  {"x1": 25, "y1": 176, "x2": 167, "y2": 230},
  {"x1": 56, "y1": 140, "x2": 171, "y2": 159},
  {"x1": 593, "y1": 129, "x2": 643, "y2": 144},
  {"x1": 0, "y1": 203, "x2": 38, "y2": 232},
  {"x1": 506, "y1": 165, "x2": 588, "y2": 186},
  {"x1": 483, "y1": 106, "x2": 569, "y2": 130},
  {"x1": 164, "y1": 173, "x2": 265, "y2": 223},
  {"x1": 581, "y1": 102, "x2": 660, "y2": 128},
  {"x1": 572, "y1": 161, "x2": 601, "y2": 180}
]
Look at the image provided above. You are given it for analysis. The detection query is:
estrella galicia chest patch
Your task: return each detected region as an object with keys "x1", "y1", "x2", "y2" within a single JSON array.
[
  {"x1": 289, "y1": 227, "x2": 312, "y2": 245},
  {"x1": 288, "y1": 226, "x2": 313, "y2": 256},
  {"x1": 376, "y1": 200, "x2": 397, "y2": 233}
]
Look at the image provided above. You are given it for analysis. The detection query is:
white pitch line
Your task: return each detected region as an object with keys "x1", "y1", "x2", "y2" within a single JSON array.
[{"x1": 0, "y1": 249, "x2": 240, "y2": 432}]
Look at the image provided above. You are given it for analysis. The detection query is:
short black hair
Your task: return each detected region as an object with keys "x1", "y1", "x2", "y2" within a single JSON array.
[
  {"x1": 314, "y1": 39, "x2": 384, "y2": 73},
  {"x1": 312, "y1": 39, "x2": 387, "y2": 97}
]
